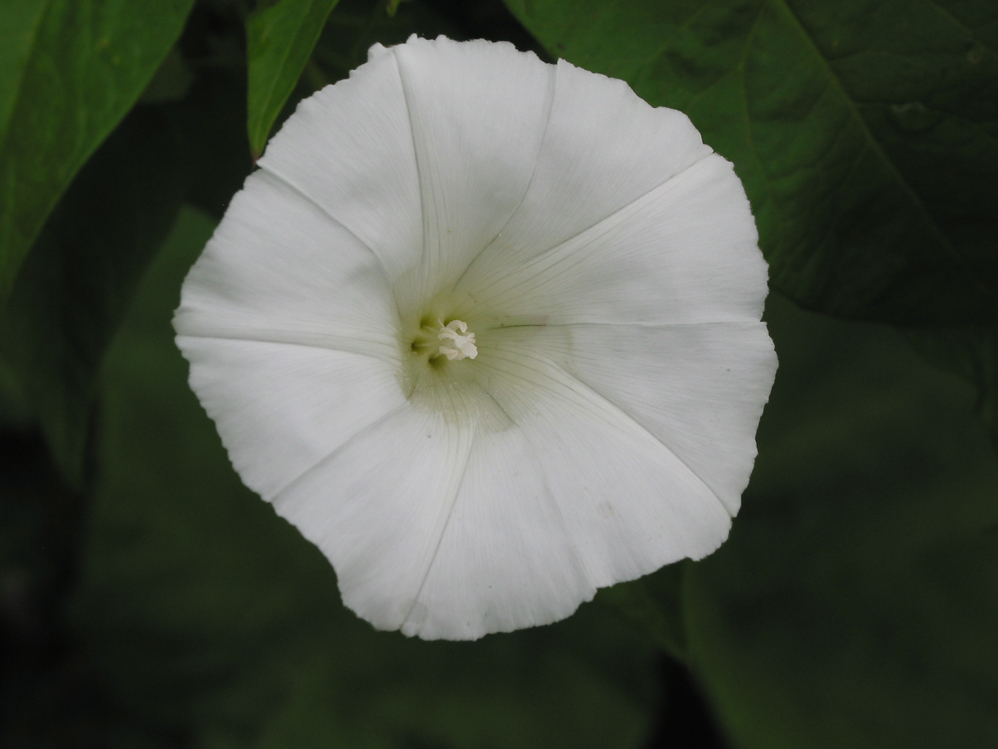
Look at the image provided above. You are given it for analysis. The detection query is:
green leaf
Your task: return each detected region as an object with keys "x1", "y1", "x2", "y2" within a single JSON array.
[
  {"x1": 596, "y1": 563, "x2": 689, "y2": 662},
  {"x1": 1, "y1": 106, "x2": 185, "y2": 489},
  {"x1": 65, "y1": 207, "x2": 660, "y2": 747},
  {"x1": 505, "y1": 0, "x2": 998, "y2": 324},
  {"x1": 139, "y1": 47, "x2": 194, "y2": 105},
  {"x1": 903, "y1": 325, "x2": 998, "y2": 450},
  {"x1": 681, "y1": 293, "x2": 998, "y2": 748},
  {"x1": 247, "y1": 0, "x2": 342, "y2": 159},
  {"x1": 0, "y1": 0, "x2": 195, "y2": 301}
]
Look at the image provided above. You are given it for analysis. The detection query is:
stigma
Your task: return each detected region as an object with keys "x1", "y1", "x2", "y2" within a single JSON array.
[{"x1": 436, "y1": 320, "x2": 478, "y2": 360}]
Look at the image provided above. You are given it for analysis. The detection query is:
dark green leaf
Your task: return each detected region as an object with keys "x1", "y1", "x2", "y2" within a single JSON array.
[
  {"x1": 903, "y1": 325, "x2": 998, "y2": 450},
  {"x1": 1, "y1": 106, "x2": 185, "y2": 489},
  {"x1": 0, "y1": 0, "x2": 195, "y2": 300},
  {"x1": 139, "y1": 47, "x2": 194, "y2": 105},
  {"x1": 0, "y1": 429, "x2": 93, "y2": 747},
  {"x1": 596, "y1": 563, "x2": 689, "y2": 662},
  {"x1": 247, "y1": 0, "x2": 341, "y2": 159},
  {"x1": 168, "y1": 66, "x2": 254, "y2": 219},
  {"x1": 505, "y1": 0, "x2": 998, "y2": 324},
  {"x1": 682, "y1": 293, "x2": 998, "y2": 748}
]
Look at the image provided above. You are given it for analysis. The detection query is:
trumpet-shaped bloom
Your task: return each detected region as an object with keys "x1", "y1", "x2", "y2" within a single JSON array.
[{"x1": 174, "y1": 36, "x2": 777, "y2": 640}]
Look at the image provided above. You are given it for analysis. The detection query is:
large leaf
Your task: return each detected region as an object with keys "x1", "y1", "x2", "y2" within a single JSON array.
[
  {"x1": 903, "y1": 325, "x2": 998, "y2": 450},
  {"x1": 595, "y1": 563, "x2": 689, "y2": 662},
  {"x1": 64, "y1": 208, "x2": 660, "y2": 748},
  {"x1": 505, "y1": 0, "x2": 998, "y2": 325},
  {"x1": 247, "y1": 0, "x2": 341, "y2": 159},
  {"x1": 682, "y1": 293, "x2": 998, "y2": 748},
  {"x1": 0, "y1": 0, "x2": 195, "y2": 300},
  {"x1": 1, "y1": 106, "x2": 185, "y2": 489}
]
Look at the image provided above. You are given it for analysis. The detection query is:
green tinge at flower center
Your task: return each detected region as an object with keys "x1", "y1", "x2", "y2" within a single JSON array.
[{"x1": 399, "y1": 296, "x2": 519, "y2": 432}]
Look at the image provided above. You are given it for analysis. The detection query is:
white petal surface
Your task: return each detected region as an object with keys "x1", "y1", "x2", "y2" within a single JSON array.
[
  {"x1": 268, "y1": 383, "x2": 594, "y2": 640},
  {"x1": 456, "y1": 57, "x2": 713, "y2": 286},
  {"x1": 176, "y1": 36, "x2": 777, "y2": 642},
  {"x1": 177, "y1": 338, "x2": 406, "y2": 501},
  {"x1": 474, "y1": 342, "x2": 735, "y2": 588},
  {"x1": 390, "y1": 36, "x2": 555, "y2": 307},
  {"x1": 174, "y1": 170, "x2": 398, "y2": 363},
  {"x1": 257, "y1": 44, "x2": 422, "y2": 281},
  {"x1": 483, "y1": 321, "x2": 778, "y2": 515},
  {"x1": 271, "y1": 403, "x2": 477, "y2": 634},
  {"x1": 266, "y1": 335, "x2": 735, "y2": 639},
  {"x1": 459, "y1": 155, "x2": 766, "y2": 326},
  {"x1": 397, "y1": 426, "x2": 593, "y2": 640}
]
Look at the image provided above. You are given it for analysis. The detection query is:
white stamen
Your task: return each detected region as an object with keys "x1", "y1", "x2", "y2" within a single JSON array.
[{"x1": 437, "y1": 319, "x2": 478, "y2": 360}]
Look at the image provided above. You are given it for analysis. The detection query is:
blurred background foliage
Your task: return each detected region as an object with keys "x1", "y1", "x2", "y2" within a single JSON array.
[{"x1": 0, "y1": 0, "x2": 996, "y2": 746}]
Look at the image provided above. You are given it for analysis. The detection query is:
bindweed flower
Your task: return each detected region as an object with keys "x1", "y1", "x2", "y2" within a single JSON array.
[{"x1": 174, "y1": 35, "x2": 777, "y2": 640}]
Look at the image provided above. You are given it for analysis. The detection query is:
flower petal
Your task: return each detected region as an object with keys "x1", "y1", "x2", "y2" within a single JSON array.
[
  {"x1": 459, "y1": 154, "x2": 766, "y2": 326},
  {"x1": 389, "y1": 36, "x2": 556, "y2": 306},
  {"x1": 270, "y1": 403, "x2": 478, "y2": 633},
  {"x1": 473, "y1": 341, "x2": 734, "y2": 591},
  {"x1": 176, "y1": 36, "x2": 778, "y2": 642},
  {"x1": 256, "y1": 44, "x2": 422, "y2": 280},
  {"x1": 456, "y1": 57, "x2": 714, "y2": 286},
  {"x1": 174, "y1": 170, "x2": 399, "y2": 362},
  {"x1": 483, "y1": 321, "x2": 778, "y2": 515},
  {"x1": 395, "y1": 425, "x2": 594, "y2": 640},
  {"x1": 176, "y1": 337, "x2": 406, "y2": 500}
]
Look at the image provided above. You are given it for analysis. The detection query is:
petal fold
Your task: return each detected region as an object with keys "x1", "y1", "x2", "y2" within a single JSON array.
[
  {"x1": 398, "y1": 426, "x2": 594, "y2": 639},
  {"x1": 174, "y1": 170, "x2": 399, "y2": 363},
  {"x1": 484, "y1": 321, "x2": 778, "y2": 515},
  {"x1": 474, "y1": 343, "x2": 735, "y2": 589},
  {"x1": 390, "y1": 36, "x2": 555, "y2": 308},
  {"x1": 271, "y1": 404, "x2": 476, "y2": 633},
  {"x1": 177, "y1": 338, "x2": 406, "y2": 500},
  {"x1": 257, "y1": 46, "x2": 422, "y2": 281},
  {"x1": 460, "y1": 155, "x2": 766, "y2": 326},
  {"x1": 457, "y1": 58, "x2": 715, "y2": 289}
]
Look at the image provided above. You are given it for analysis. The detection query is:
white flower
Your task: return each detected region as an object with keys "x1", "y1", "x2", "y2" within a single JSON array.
[{"x1": 174, "y1": 35, "x2": 777, "y2": 640}]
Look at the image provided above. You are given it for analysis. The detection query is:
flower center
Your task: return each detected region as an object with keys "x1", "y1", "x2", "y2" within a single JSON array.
[
  {"x1": 407, "y1": 314, "x2": 479, "y2": 364},
  {"x1": 436, "y1": 319, "x2": 478, "y2": 361},
  {"x1": 400, "y1": 308, "x2": 511, "y2": 431}
]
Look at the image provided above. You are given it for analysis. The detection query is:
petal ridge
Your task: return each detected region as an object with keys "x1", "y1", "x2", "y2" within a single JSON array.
[
  {"x1": 389, "y1": 37, "x2": 557, "y2": 306},
  {"x1": 390, "y1": 43, "x2": 427, "y2": 293},
  {"x1": 177, "y1": 330, "x2": 397, "y2": 364},
  {"x1": 272, "y1": 402, "x2": 410, "y2": 504},
  {"x1": 400, "y1": 425, "x2": 476, "y2": 632},
  {"x1": 462, "y1": 149, "x2": 716, "y2": 301},
  {"x1": 257, "y1": 163, "x2": 401, "y2": 314},
  {"x1": 450, "y1": 63, "x2": 560, "y2": 290},
  {"x1": 478, "y1": 345, "x2": 732, "y2": 520}
]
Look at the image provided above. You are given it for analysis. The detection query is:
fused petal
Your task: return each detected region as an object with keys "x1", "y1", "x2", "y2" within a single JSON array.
[{"x1": 176, "y1": 35, "x2": 776, "y2": 641}]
